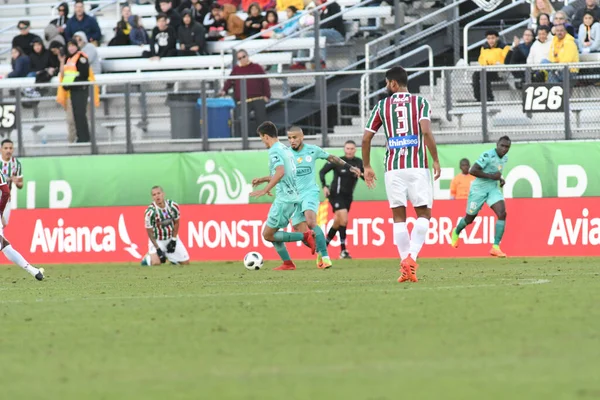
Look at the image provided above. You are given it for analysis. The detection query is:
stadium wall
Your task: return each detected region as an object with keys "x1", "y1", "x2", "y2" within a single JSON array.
[
  {"x1": 3, "y1": 198, "x2": 598, "y2": 264},
  {"x1": 11, "y1": 141, "x2": 600, "y2": 210}
]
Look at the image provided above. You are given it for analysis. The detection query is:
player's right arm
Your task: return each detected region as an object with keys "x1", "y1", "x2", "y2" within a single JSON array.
[
  {"x1": 251, "y1": 176, "x2": 271, "y2": 186},
  {"x1": 362, "y1": 103, "x2": 382, "y2": 189},
  {"x1": 144, "y1": 208, "x2": 164, "y2": 262},
  {"x1": 0, "y1": 176, "x2": 9, "y2": 224},
  {"x1": 470, "y1": 162, "x2": 501, "y2": 181},
  {"x1": 251, "y1": 166, "x2": 285, "y2": 197},
  {"x1": 418, "y1": 99, "x2": 441, "y2": 181}
]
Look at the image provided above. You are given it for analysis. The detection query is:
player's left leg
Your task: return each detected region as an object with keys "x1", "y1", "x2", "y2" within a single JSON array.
[
  {"x1": 304, "y1": 209, "x2": 331, "y2": 269},
  {"x1": 384, "y1": 169, "x2": 413, "y2": 282},
  {"x1": 166, "y1": 237, "x2": 191, "y2": 265},
  {"x1": 336, "y1": 208, "x2": 351, "y2": 259},
  {"x1": 0, "y1": 236, "x2": 44, "y2": 281},
  {"x1": 489, "y1": 196, "x2": 507, "y2": 258}
]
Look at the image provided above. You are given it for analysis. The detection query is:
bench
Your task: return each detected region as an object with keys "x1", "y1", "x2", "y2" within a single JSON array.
[
  {"x1": 101, "y1": 121, "x2": 125, "y2": 142},
  {"x1": 570, "y1": 103, "x2": 598, "y2": 128},
  {"x1": 448, "y1": 107, "x2": 501, "y2": 129},
  {"x1": 101, "y1": 52, "x2": 293, "y2": 73}
]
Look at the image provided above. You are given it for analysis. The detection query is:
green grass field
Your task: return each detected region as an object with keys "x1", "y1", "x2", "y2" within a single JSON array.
[{"x1": 1, "y1": 257, "x2": 599, "y2": 399}]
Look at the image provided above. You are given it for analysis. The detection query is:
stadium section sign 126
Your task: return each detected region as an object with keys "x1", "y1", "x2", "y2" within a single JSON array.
[
  {"x1": 522, "y1": 84, "x2": 564, "y2": 113},
  {"x1": 13, "y1": 141, "x2": 600, "y2": 209},
  {"x1": 3, "y1": 198, "x2": 598, "y2": 264}
]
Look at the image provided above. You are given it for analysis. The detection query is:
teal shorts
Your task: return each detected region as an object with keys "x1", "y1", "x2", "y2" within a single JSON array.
[
  {"x1": 290, "y1": 191, "x2": 319, "y2": 226},
  {"x1": 266, "y1": 200, "x2": 300, "y2": 229},
  {"x1": 466, "y1": 187, "x2": 504, "y2": 215}
]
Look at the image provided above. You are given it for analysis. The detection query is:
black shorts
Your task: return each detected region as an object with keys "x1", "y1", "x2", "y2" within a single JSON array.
[{"x1": 329, "y1": 195, "x2": 353, "y2": 212}]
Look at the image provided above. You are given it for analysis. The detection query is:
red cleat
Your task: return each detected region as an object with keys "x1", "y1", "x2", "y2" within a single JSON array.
[
  {"x1": 303, "y1": 230, "x2": 317, "y2": 255},
  {"x1": 401, "y1": 256, "x2": 419, "y2": 282},
  {"x1": 273, "y1": 260, "x2": 296, "y2": 270},
  {"x1": 398, "y1": 263, "x2": 410, "y2": 283}
]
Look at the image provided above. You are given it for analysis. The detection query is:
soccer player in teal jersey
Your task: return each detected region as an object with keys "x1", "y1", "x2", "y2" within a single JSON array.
[
  {"x1": 287, "y1": 126, "x2": 361, "y2": 269},
  {"x1": 451, "y1": 136, "x2": 511, "y2": 257},
  {"x1": 251, "y1": 121, "x2": 317, "y2": 271}
]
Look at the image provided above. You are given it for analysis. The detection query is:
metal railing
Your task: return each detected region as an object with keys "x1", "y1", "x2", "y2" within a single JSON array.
[{"x1": 2, "y1": 62, "x2": 600, "y2": 157}]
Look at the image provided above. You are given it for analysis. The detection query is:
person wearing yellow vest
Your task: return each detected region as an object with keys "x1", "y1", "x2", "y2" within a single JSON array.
[
  {"x1": 543, "y1": 23, "x2": 579, "y2": 82},
  {"x1": 472, "y1": 30, "x2": 511, "y2": 102},
  {"x1": 57, "y1": 40, "x2": 98, "y2": 143}
]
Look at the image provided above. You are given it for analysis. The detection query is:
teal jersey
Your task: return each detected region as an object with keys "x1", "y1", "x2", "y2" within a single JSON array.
[
  {"x1": 268, "y1": 141, "x2": 299, "y2": 203},
  {"x1": 290, "y1": 144, "x2": 330, "y2": 193},
  {"x1": 471, "y1": 149, "x2": 508, "y2": 191}
]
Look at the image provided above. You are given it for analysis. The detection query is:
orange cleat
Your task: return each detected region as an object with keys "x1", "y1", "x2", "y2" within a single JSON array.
[
  {"x1": 273, "y1": 261, "x2": 296, "y2": 270},
  {"x1": 303, "y1": 230, "x2": 317, "y2": 255},
  {"x1": 490, "y1": 245, "x2": 507, "y2": 258},
  {"x1": 398, "y1": 263, "x2": 410, "y2": 283},
  {"x1": 401, "y1": 256, "x2": 419, "y2": 282}
]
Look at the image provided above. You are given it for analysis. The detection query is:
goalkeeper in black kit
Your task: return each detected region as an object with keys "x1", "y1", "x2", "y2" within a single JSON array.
[{"x1": 319, "y1": 140, "x2": 364, "y2": 259}]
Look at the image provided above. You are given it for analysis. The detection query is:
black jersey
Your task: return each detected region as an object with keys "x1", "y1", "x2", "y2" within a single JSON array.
[{"x1": 319, "y1": 156, "x2": 364, "y2": 197}]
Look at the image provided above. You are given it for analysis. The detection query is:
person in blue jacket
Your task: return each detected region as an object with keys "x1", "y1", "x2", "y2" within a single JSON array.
[
  {"x1": 8, "y1": 46, "x2": 30, "y2": 78},
  {"x1": 65, "y1": 0, "x2": 101, "y2": 44}
]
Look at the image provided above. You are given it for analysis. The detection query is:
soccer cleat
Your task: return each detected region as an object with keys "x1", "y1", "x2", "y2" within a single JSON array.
[
  {"x1": 318, "y1": 256, "x2": 333, "y2": 270},
  {"x1": 490, "y1": 245, "x2": 507, "y2": 258},
  {"x1": 397, "y1": 263, "x2": 410, "y2": 283},
  {"x1": 273, "y1": 261, "x2": 296, "y2": 271},
  {"x1": 316, "y1": 253, "x2": 322, "y2": 268},
  {"x1": 451, "y1": 229, "x2": 460, "y2": 248},
  {"x1": 401, "y1": 256, "x2": 419, "y2": 282},
  {"x1": 35, "y1": 267, "x2": 45, "y2": 281},
  {"x1": 340, "y1": 250, "x2": 352, "y2": 259},
  {"x1": 303, "y1": 230, "x2": 317, "y2": 255}
]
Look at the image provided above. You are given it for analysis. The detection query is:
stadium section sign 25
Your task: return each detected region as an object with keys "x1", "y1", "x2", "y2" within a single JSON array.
[
  {"x1": 13, "y1": 141, "x2": 600, "y2": 209},
  {"x1": 0, "y1": 104, "x2": 17, "y2": 133},
  {"x1": 3, "y1": 198, "x2": 598, "y2": 264},
  {"x1": 522, "y1": 84, "x2": 564, "y2": 113}
]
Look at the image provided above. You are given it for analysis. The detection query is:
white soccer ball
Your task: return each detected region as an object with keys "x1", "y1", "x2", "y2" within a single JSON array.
[{"x1": 244, "y1": 252, "x2": 264, "y2": 270}]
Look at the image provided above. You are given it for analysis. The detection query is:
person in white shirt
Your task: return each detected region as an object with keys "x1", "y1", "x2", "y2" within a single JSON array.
[
  {"x1": 577, "y1": 10, "x2": 600, "y2": 53},
  {"x1": 528, "y1": 26, "x2": 553, "y2": 82}
]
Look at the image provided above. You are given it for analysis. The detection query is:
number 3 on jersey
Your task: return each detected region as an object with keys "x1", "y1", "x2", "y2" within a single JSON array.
[{"x1": 395, "y1": 105, "x2": 409, "y2": 134}]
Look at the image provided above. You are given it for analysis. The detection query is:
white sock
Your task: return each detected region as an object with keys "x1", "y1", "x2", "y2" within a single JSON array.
[
  {"x1": 409, "y1": 217, "x2": 430, "y2": 261},
  {"x1": 3, "y1": 245, "x2": 39, "y2": 276},
  {"x1": 393, "y1": 222, "x2": 411, "y2": 260}
]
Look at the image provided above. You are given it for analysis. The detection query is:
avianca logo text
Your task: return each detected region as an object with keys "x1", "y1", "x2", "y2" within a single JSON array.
[
  {"x1": 30, "y1": 214, "x2": 142, "y2": 258},
  {"x1": 547, "y1": 208, "x2": 600, "y2": 245}
]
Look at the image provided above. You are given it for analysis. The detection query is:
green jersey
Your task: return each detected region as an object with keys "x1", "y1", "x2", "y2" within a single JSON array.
[
  {"x1": 268, "y1": 141, "x2": 299, "y2": 203},
  {"x1": 144, "y1": 199, "x2": 181, "y2": 240},
  {"x1": 290, "y1": 144, "x2": 330, "y2": 193},
  {"x1": 1, "y1": 157, "x2": 22, "y2": 189},
  {"x1": 471, "y1": 149, "x2": 508, "y2": 191}
]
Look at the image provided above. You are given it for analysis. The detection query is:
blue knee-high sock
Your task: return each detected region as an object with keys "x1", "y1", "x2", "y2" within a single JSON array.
[
  {"x1": 494, "y1": 220, "x2": 506, "y2": 246},
  {"x1": 273, "y1": 242, "x2": 291, "y2": 261},
  {"x1": 455, "y1": 218, "x2": 468, "y2": 235},
  {"x1": 313, "y1": 225, "x2": 329, "y2": 257},
  {"x1": 273, "y1": 231, "x2": 304, "y2": 242}
]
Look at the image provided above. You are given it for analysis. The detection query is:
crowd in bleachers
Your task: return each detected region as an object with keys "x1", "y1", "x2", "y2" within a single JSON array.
[
  {"x1": 5, "y1": 0, "x2": 350, "y2": 80},
  {"x1": 472, "y1": 0, "x2": 600, "y2": 101}
]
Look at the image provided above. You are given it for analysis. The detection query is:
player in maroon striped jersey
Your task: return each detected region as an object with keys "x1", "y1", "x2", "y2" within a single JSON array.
[{"x1": 362, "y1": 66, "x2": 441, "y2": 283}]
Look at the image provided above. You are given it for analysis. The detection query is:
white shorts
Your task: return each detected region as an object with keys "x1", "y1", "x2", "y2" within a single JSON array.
[
  {"x1": 148, "y1": 237, "x2": 190, "y2": 263},
  {"x1": 3, "y1": 201, "x2": 11, "y2": 224},
  {"x1": 384, "y1": 168, "x2": 433, "y2": 209}
]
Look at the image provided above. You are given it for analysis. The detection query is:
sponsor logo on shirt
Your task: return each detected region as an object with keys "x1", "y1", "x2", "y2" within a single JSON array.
[
  {"x1": 388, "y1": 135, "x2": 418, "y2": 149},
  {"x1": 296, "y1": 166, "x2": 312, "y2": 177}
]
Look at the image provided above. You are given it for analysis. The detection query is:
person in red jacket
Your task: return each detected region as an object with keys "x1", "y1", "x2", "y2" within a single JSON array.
[{"x1": 219, "y1": 49, "x2": 271, "y2": 137}]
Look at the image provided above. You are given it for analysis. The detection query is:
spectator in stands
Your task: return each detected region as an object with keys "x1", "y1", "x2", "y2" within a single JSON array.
[
  {"x1": 50, "y1": 2, "x2": 69, "y2": 40},
  {"x1": 505, "y1": 29, "x2": 535, "y2": 65},
  {"x1": 205, "y1": 5, "x2": 227, "y2": 40},
  {"x1": 219, "y1": 50, "x2": 270, "y2": 136},
  {"x1": 552, "y1": 11, "x2": 576, "y2": 37},
  {"x1": 578, "y1": 11, "x2": 600, "y2": 52},
  {"x1": 28, "y1": 38, "x2": 50, "y2": 77},
  {"x1": 450, "y1": 159, "x2": 475, "y2": 200},
  {"x1": 179, "y1": 0, "x2": 209, "y2": 24},
  {"x1": 273, "y1": 6, "x2": 300, "y2": 38},
  {"x1": 472, "y1": 30, "x2": 510, "y2": 102},
  {"x1": 57, "y1": 40, "x2": 99, "y2": 143},
  {"x1": 573, "y1": 0, "x2": 600, "y2": 30},
  {"x1": 218, "y1": 0, "x2": 242, "y2": 9},
  {"x1": 73, "y1": 32, "x2": 101, "y2": 75},
  {"x1": 276, "y1": 0, "x2": 303, "y2": 11},
  {"x1": 245, "y1": 3, "x2": 266, "y2": 38},
  {"x1": 108, "y1": 21, "x2": 132, "y2": 46},
  {"x1": 545, "y1": 23, "x2": 579, "y2": 82},
  {"x1": 243, "y1": 0, "x2": 275, "y2": 12},
  {"x1": 261, "y1": 10, "x2": 279, "y2": 38},
  {"x1": 130, "y1": 15, "x2": 150, "y2": 45},
  {"x1": 12, "y1": 21, "x2": 42, "y2": 56},
  {"x1": 65, "y1": 1, "x2": 101, "y2": 44},
  {"x1": 156, "y1": 0, "x2": 182, "y2": 13},
  {"x1": 159, "y1": 0, "x2": 183, "y2": 31},
  {"x1": 120, "y1": 5, "x2": 133, "y2": 35},
  {"x1": 45, "y1": 23, "x2": 66, "y2": 47},
  {"x1": 220, "y1": 4, "x2": 245, "y2": 38},
  {"x1": 8, "y1": 47, "x2": 30, "y2": 78},
  {"x1": 528, "y1": 25, "x2": 553, "y2": 65},
  {"x1": 531, "y1": 12, "x2": 553, "y2": 34},
  {"x1": 144, "y1": 13, "x2": 178, "y2": 59},
  {"x1": 178, "y1": 10, "x2": 207, "y2": 55},
  {"x1": 34, "y1": 41, "x2": 63, "y2": 88},
  {"x1": 530, "y1": 0, "x2": 555, "y2": 30}
]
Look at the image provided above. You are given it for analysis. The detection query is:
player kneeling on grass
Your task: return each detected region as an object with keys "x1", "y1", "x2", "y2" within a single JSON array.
[
  {"x1": 287, "y1": 126, "x2": 361, "y2": 269},
  {"x1": 451, "y1": 136, "x2": 511, "y2": 257},
  {"x1": 141, "y1": 186, "x2": 190, "y2": 266},
  {"x1": 0, "y1": 175, "x2": 43, "y2": 280},
  {"x1": 251, "y1": 121, "x2": 316, "y2": 271}
]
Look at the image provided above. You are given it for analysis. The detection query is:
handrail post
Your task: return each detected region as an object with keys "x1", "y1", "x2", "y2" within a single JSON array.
[
  {"x1": 480, "y1": 68, "x2": 489, "y2": 143},
  {"x1": 563, "y1": 66, "x2": 571, "y2": 140},
  {"x1": 89, "y1": 84, "x2": 98, "y2": 154},
  {"x1": 314, "y1": 8, "x2": 321, "y2": 71},
  {"x1": 15, "y1": 88, "x2": 24, "y2": 157},
  {"x1": 240, "y1": 78, "x2": 249, "y2": 149},
  {"x1": 125, "y1": 83, "x2": 133, "y2": 154}
]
